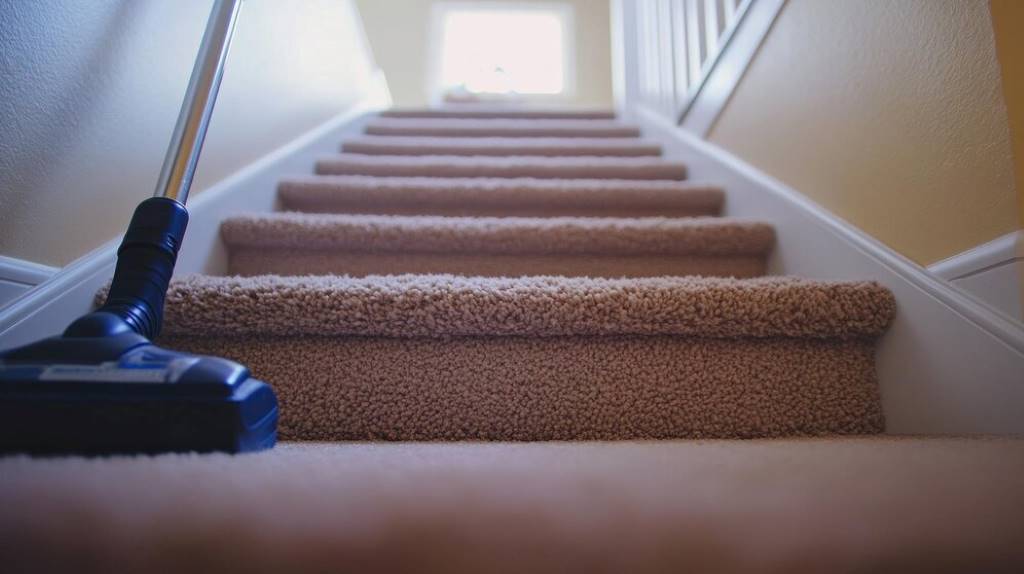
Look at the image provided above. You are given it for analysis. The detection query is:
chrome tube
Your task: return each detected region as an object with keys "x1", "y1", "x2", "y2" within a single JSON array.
[{"x1": 153, "y1": 0, "x2": 242, "y2": 205}]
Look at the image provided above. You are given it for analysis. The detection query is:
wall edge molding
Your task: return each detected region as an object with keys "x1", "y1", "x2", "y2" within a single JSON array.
[
  {"x1": 0, "y1": 255, "x2": 59, "y2": 287},
  {"x1": 928, "y1": 230, "x2": 1023, "y2": 280},
  {"x1": 0, "y1": 255, "x2": 61, "y2": 311}
]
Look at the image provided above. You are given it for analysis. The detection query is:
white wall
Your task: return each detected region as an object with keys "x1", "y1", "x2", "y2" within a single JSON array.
[
  {"x1": 0, "y1": 0, "x2": 377, "y2": 267},
  {"x1": 707, "y1": 0, "x2": 1020, "y2": 267}
]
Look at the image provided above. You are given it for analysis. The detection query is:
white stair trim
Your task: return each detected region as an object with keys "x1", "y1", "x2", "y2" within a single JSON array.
[
  {"x1": 928, "y1": 231, "x2": 1023, "y2": 322},
  {"x1": 613, "y1": 0, "x2": 787, "y2": 136},
  {"x1": 0, "y1": 256, "x2": 59, "y2": 311},
  {"x1": 678, "y1": 0, "x2": 786, "y2": 136},
  {"x1": 929, "y1": 230, "x2": 1023, "y2": 280},
  {"x1": 632, "y1": 106, "x2": 1024, "y2": 435},
  {"x1": 0, "y1": 86, "x2": 388, "y2": 350}
]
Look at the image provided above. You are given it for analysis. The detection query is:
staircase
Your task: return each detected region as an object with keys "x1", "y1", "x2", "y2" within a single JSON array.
[
  {"x1": 4, "y1": 108, "x2": 1024, "y2": 573},
  {"x1": 153, "y1": 108, "x2": 896, "y2": 442}
]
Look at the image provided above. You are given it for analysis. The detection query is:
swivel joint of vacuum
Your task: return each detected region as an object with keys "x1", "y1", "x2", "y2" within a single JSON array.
[{"x1": 65, "y1": 198, "x2": 189, "y2": 340}]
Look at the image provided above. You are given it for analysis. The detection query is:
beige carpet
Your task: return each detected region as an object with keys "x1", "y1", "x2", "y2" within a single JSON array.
[
  {"x1": 380, "y1": 106, "x2": 617, "y2": 119},
  {"x1": 341, "y1": 136, "x2": 663, "y2": 156},
  {"x1": 2, "y1": 439, "x2": 1023, "y2": 573},
  {"x1": 153, "y1": 274, "x2": 893, "y2": 440},
  {"x1": 154, "y1": 109, "x2": 899, "y2": 440},
  {"x1": 365, "y1": 117, "x2": 643, "y2": 137},
  {"x1": 219, "y1": 213, "x2": 774, "y2": 277},
  {"x1": 277, "y1": 175, "x2": 725, "y2": 217},
  {"x1": 315, "y1": 153, "x2": 688, "y2": 179}
]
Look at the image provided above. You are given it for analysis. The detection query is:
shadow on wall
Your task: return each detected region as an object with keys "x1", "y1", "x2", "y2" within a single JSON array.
[
  {"x1": 0, "y1": 0, "x2": 377, "y2": 268},
  {"x1": 0, "y1": 0, "x2": 146, "y2": 265}
]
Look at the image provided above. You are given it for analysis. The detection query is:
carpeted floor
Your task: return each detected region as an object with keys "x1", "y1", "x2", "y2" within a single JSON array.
[{"x1": 2, "y1": 438, "x2": 1023, "y2": 573}]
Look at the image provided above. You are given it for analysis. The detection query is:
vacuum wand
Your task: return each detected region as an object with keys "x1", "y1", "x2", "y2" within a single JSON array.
[{"x1": 85, "y1": 0, "x2": 242, "y2": 340}]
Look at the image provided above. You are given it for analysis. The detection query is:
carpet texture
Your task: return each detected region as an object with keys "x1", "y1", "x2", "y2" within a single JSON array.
[
  {"x1": 158, "y1": 275, "x2": 895, "y2": 339},
  {"x1": 184, "y1": 108, "x2": 893, "y2": 439},
  {"x1": 341, "y1": 136, "x2": 663, "y2": 156},
  {"x1": 315, "y1": 153, "x2": 688, "y2": 179},
  {"x1": 165, "y1": 335, "x2": 884, "y2": 440},
  {"x1": 277, "y1": 175, "x2": 725, "y2": 216},
  {"x1": 151, "y1": 274, "x2": 893, "y2": 440},
  {"x1": 365, "y1": 118, "x2": 643, "y2": 138},
  {"x1": 380, "y1": 107, "x2": 617, "y2": 119},
  {"x1": 219, "y1": 213, "x2": 774, "y2": 277},
  {"x1": 2, "y1": 439, "x2": 1023, "y2": 573}
]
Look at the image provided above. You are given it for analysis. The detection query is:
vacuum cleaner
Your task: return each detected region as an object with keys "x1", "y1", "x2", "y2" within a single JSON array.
[{"x1": 0, "y1": 0, "x2": 278, "y2": 455}]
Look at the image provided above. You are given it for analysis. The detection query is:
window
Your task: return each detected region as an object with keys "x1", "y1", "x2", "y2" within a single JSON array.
[{"x1": 430, "y1": 3, "x2": 573, "y2": 101}]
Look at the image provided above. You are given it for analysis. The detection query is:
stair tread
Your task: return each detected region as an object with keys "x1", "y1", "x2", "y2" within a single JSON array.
[
  {"x1": 277, "y1": 175, "x2": 723, "y2": 216},
  {"x1": 4, "y1": 439, "x2": 1021, "y2": 572},
  {"x1": 315, "y1": 153, "x2": 687, "y2": 179},
  {"x1": 219, "y1": 213, "x2": 773, "y2": 255},
  {"x1": 365, "y1": 118, "x2": 642, "y2": 138},
  {"x1": 341, "y1": 136, "x2": 662, "y2": 156},
  {"x1": 380, "y1": 107, "x2": 617, "y2": 119},
  {"x1": 160, "y1": 274, "x2": 894, "y2": 339}
]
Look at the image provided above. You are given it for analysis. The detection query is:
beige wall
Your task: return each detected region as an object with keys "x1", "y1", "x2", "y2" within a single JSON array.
[
  {"x1": 0, "y1": 0, "x2": 376, "y2": 266},
  {"x1": 354, "y1": 0, "x2": 612, "y2": 107},
  {"x1": 990, "y1": 0, "x2": 1024, "y2": 228},
  {"x1": 708, "y1": 0, "x2": 1020, "y2": 266}
]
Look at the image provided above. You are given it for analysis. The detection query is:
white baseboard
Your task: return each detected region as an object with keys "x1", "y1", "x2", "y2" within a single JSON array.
[
  {"x1": 927, "y1": 231, "x2": 1023, "y2": 322},
  {"x1": 0, "y1": 89, "x2": 387, "y2": 350},
  {"x1": 632, "y1": 106, "x2": 1024, "y2": 436},
  {"x1": 0, "y1": 256, "x2": 59, "y2": 311}
]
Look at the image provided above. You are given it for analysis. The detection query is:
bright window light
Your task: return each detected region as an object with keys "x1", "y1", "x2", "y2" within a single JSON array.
[{"x1": 437, "y1": 7, "x2": 568, "y2": 96}]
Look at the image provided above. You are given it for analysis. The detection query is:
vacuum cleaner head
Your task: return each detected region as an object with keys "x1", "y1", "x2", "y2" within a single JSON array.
[
  {"x1": 0, "y1": 312, "x2": 278, "y2": 455},
  {"x1": 0, "y1": 198, "x2": 278, "y2": 456},
  {"x1": 0, "y1": 1, "x2": 278, "y2": 455}
]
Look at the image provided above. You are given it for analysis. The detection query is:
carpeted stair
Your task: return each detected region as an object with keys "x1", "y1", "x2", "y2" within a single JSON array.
[
  {"x1": 3, "y1": 439, "x2": 1022, "y2": 573},
  {"x1": 5, "y1": 107, "x2": 1023, "y2": 573},
  {"x1": 365, "y1": 117, "x2": 643, "y2": 138},
  {"x1": 341, "y1": 136, "x2": 664, "y2": 156},
  {"x1": 277, "y1": 176, "x2": 725, "y2": 216},
  {"x1": 155, "y1": 108, "x2": 896, "y2": 441}
]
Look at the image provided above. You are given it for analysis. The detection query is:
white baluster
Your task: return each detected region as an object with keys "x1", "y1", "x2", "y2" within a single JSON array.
[
  {"x1": 670, "y1": 0, "x2": 689, "y2": 105},
  {"x1": 704, "y1": 0, "x2": 719, "y2": 62},
  {"x1": 685, "y1": 0, "x2": 703, "y2": 85}
]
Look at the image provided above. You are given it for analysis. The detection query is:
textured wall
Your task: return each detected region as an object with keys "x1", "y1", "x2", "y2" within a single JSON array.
[
  {"x1": 0, "y1": 0, "x2": 375, "y2": 266},
  {"x1": 708, "y1": 0, "x2": 1020, "y2": 265},
  {"x1": 354, "y1": 0, "x2": 612, "y2": 107},
  {"x1": 990, "y1": 0, "x2": 1024, "y2": 228}
]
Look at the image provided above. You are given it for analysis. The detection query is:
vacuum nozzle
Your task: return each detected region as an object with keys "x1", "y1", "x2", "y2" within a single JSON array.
[{"x1": 68, "y1": 197, "x2": 189, "y2": 340}]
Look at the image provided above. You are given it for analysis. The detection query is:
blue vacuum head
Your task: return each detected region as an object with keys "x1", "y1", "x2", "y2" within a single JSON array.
[
  {"x1": 0, "y1": 198, "x2": 278, "y2": 455},
  {"x1": 0, "y1": 314, "x2": 277, "y2": 455}
]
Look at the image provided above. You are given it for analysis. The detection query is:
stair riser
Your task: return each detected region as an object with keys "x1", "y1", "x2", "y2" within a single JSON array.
[
  {"x1": 341, "y1": 142, "x2": 662, "y2": 157},
  {"x1": 227, "y1": 249, "x2": 768, "y2": 278},
  {"x1": 277, "y1": 200, "x2": 721, "y2": 218},
  {"x1": 380, "y1": 110, "x2": 617, "y2": 119},
  {"x1": 364, "y1": 126, "x2": 641, "y2": 138},
  {"x1": 276, "y1": 180, "x2": 725, "y2": 217},
  {"x1": 315, "y1": 161, "x2": 687, "y2": 180},
  {"x1": 164, "y1": 335, "x2": 885, "y2": 441}
]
